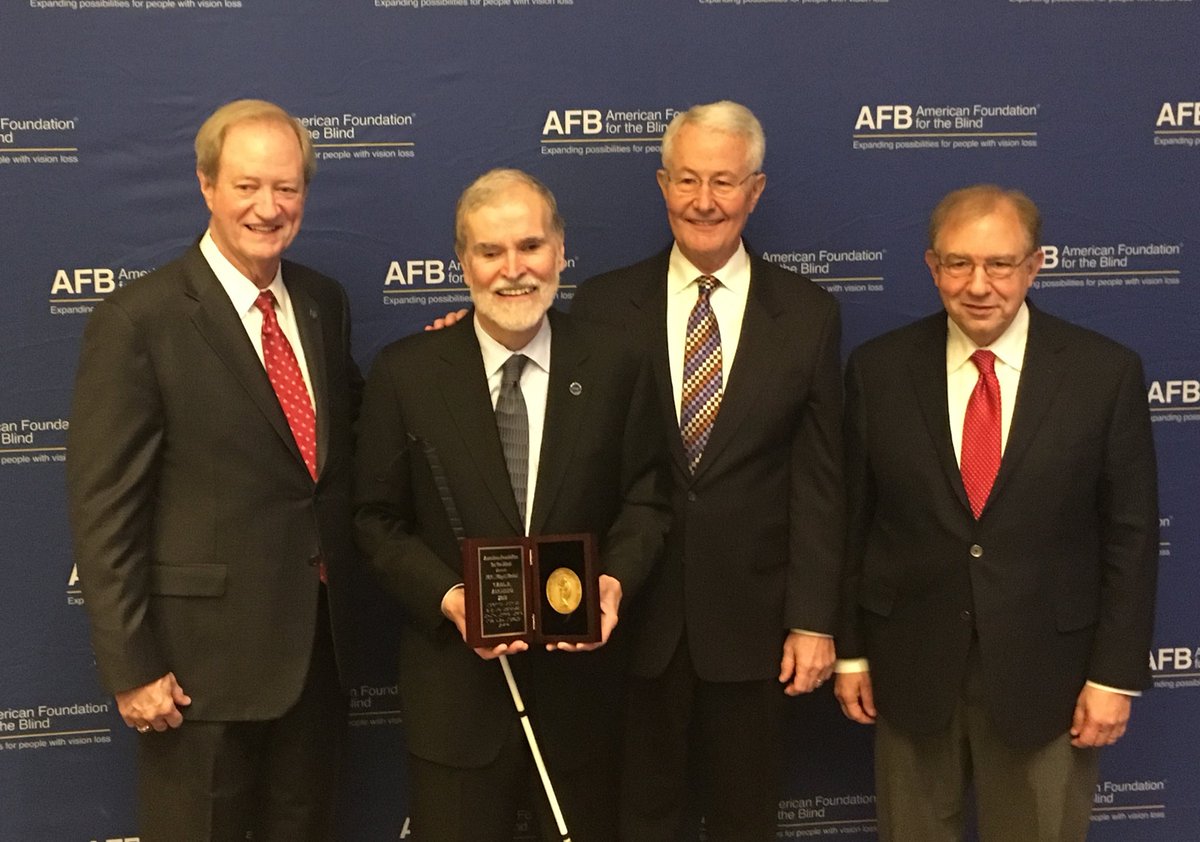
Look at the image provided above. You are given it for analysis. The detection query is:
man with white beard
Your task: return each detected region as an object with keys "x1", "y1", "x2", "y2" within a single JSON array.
[{"x1": 354, "y1": 168, "x2": 670, "y2": 841}]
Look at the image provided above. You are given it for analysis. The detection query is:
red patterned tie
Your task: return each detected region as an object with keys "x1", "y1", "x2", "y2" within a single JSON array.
[
  {"x1": 681, "y1": 275, "x2": 723, "y2": 473},
  {"x1": 255, "y1": 291, "x2": 318, "y2": 481},
  {"x1": 961, "y1": 349, "x2": 1001, "y2": 519}
]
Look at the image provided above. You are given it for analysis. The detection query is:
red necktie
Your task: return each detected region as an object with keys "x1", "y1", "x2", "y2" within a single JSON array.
[
  {"x1": 961, "y1": 349, "x2": 1001, "y2": 519},
  {"x1": 255, "y1": 291, "x2": 318, "y2": 481}
]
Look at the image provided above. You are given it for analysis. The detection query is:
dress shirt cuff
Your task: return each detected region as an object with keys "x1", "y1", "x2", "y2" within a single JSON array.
[
  {"x1": 835, "y1": 658, "x2": 869, "y2": 673},
  {"x1": 1086, "y1": 680, "x2": 1141, "y2": 697},
  {"x1": 440, "y1": 583, "x2": 464, "y2": 617},
  {"x1": 789, "y1": 629, "x2": 832, "y2": 638}
]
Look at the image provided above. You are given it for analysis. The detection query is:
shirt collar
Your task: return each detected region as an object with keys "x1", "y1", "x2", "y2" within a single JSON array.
[
  {"x1": 473, "y1": 312, "x2": 553, "y2": 378},
  {"x1": 667, "y1": 240, "x2": 749, "y2": 296},
  {"x1": 200, "y1": 229, "x2": 288, "y2": 317},
  {"x1": 946, "y1": 301, "x2": 1029, "y2": 374}
]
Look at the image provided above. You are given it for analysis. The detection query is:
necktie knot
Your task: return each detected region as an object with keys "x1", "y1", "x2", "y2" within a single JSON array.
[
  {"x1": 254, "y1": 290, "x2": 277, "y2": 316},
  {"x1": 970, "y1": 349, "x2": 996, "y2": 376},
  {"x1": 502, "y1": 354, "x2": 528, "y2": 388},
  {"x1": 696, "y1": 274, "x2": 719, "y2": 298}
]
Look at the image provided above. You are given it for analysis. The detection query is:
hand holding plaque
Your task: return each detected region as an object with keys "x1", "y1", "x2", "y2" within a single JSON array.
[{"x1": 461, "y1": 533, "x2": 601, "y2": 648}]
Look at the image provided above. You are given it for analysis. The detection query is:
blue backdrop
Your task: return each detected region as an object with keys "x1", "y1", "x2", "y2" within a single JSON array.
[{"x1": 1, "y1": 1, "x2": 1196, "y2": 839}]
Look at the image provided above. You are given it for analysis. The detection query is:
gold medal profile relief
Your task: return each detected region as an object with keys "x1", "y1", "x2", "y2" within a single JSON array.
[{"x1": 546, "y1": 567, "x2": 583, "y2": 615}]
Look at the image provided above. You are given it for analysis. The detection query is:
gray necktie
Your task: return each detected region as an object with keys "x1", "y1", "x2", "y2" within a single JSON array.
[{"x1": 496, "y1": 354, "x2": 530, "y2": 525}]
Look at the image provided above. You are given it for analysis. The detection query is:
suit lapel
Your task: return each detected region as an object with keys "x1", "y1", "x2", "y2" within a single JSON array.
[
  {"x1": 529, "y1": 311, "x2": 589, "y2": 535},
  {"x1": 183, "y1": 247, "x2": 304, "y2": 467},
  {"x1": 906, "y1": 315, "x2": 971, "y2": 513},
  {"x1": 988, "y1": 305, "x2": 1066, "y2": 507},
  {"x1": 688, "y1": 257, "x2": 780, "y2": 481},
  {"x1": 287, "y1": 269, "x2": 330, "y2": 479},
  {"x1": 435, "y1": 319, "x2": 524, "y2": 534},
  {"x1": 627, "y1": 252, "x2": 689, "y2": 475}
]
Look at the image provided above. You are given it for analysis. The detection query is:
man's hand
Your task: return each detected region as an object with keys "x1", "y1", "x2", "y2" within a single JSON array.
[
  {"x1": 442, "y1": 585, "x2": 529, "y2": 660},
  {"x1": 424, "y1": 309, "x2": 469, "y2": 332},
  {"x1": 834, "y1": 670, "x2": 877, "y2": 724},
  {"x1": 549, "y1": 574, "x2": 622, "y2": 653},
  {"x1": 1070, "y1": 684, "x2": 1132, "y2": 748},
  {"x1": 116, "y1": 672, "x2": 191, "y2": 733},
  {"x1": 779, "y1": 632, "x2": 835, "y2": 696}
]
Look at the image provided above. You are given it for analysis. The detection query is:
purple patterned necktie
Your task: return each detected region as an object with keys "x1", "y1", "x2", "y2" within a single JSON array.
[{"x1": 680, "y1": 275, "x2": 723, "y2": 473}]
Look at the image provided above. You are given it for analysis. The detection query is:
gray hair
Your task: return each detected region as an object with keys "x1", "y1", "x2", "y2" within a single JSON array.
[
  {"x1": 454, "y1": 168, "x2": 565, "y2": 255},
  {"x1": 661, "y1": 100, "x2": 766, "y2": 174}
]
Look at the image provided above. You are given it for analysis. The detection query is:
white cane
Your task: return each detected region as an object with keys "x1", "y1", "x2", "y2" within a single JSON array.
[
  {"x1": 414, "y1": 437, "x2": 573, "y2": 841},
  {"x1": 499, "y1": 653, "x2": 572, "y2": 842}
]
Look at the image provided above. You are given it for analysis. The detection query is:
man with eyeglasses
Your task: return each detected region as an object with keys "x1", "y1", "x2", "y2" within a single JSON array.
[
  {"x1": 834, "y1": 184, "x2": 1158, "y2": 842},
  {"x1": 571, "y1": 100, "x2": 845, "y2": 841}
]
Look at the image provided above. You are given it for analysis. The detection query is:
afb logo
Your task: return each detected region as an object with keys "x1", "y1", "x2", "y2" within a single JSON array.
[
  {"x1": 51, "y1": 268, "x2": 116, "y2": 297},
  {"x1": 384, "y1": 259, "x2": 463, "y2": 287},
  {"x1": 1156, "y1": 102, "x2": 1200, "y2": 127},
  {"x1": 542, "y1": 109, "x2": 603, "y2": 136},
  {"x1": 1147, "y1": 380, "x2": 1200, "y2": 406},
  {"x1": 854, "y1": 105, "x2": 912, "y2": 131},
  {"x1": 1149, "y1": 646, "x2": 1200, "y2": 672}
]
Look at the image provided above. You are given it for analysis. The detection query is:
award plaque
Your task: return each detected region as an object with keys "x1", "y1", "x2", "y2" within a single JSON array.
[{"x1": 462, "y1": 533, "x2": 600, "y2": 647}]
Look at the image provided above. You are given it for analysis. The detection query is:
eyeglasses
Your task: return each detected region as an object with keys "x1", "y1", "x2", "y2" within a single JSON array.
[
  {"x1": 934, "y1": 251, "x2": 1037, "y2": 280},
  {"x1": 662, "y1": 170, "x2": 760, "y2": 199}
]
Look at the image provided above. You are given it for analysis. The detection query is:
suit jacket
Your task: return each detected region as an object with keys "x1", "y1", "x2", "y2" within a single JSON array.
[
  {"x1": 571, "y1": 247, "x2": 845, "y2": 683},
  {"x1": 67, "y1": 243, "x2": 362, "y2": 722},
  {"x1": 838, "y1": 303, "x2": 1158, "y2": 748},
  {"x1": 353, "y1": 309, "x2": 670, "y2": 770}
]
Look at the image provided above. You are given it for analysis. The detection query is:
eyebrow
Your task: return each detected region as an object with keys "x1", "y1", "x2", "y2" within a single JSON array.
[{"x1": 942, "y1": 252, "x2": 1020, "y2": 260}]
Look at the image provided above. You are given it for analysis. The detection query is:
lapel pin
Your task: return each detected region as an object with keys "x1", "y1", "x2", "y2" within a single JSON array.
[{"x1": 569, "y1": 381, "x2": 582, "y2": 396}]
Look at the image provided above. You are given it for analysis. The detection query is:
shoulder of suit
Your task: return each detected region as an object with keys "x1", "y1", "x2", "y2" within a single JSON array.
[
  {"x1": 848, "y1": 311, "x2": 944, "y2": 365},
  {"x1": 89, "y1": 248, "x2": 197, "y2": 320},
  {"x1": 748, "y1": 252, "x2": 838, "y2": 307},
  {"x1": 281, "y1": 258, "x2": 349, "y2": 305},
  {"x1": 1028, "y1": 304, "x2": 1142, "y2": 363},
  {"x1": 372, "y1": 316, "x2": 466, "y2": 367},
  {"x1": 579, "y1": 251, "x2": 667, "y2": 292}
]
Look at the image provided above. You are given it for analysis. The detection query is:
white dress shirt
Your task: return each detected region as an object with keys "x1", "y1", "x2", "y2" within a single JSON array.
[
  {"x1": 200, "y1": 230, "x2": 315, "y2": 405},
  {"x1": 473, "y1": 315, "x2": 552, "y2": 537},
  {"x1": 665, "y1": 241, "x2": 750, "y2": 423}
]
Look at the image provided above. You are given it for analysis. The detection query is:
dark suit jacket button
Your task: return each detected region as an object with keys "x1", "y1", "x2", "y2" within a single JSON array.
[
  {"x1": 687, "y1": 492, "x2": 697, "y2": 502},
  {"x1": 969, "y1": 544, "x2": 983, "y2": 558},
  {"x1": 308, "y1": 554, "x2": 322, "y2": 567}
]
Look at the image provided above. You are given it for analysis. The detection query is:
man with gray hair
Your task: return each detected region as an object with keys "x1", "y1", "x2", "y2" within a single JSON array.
[
  {"x1": 68, "y1": 99, "x2": 362, "y2": 840},
  {"x1": 572, "y1": 100, "x2": 845, "y2": 840},
  {"x1": 835, "y1": 185, "x2": 1158, "y2": 841},
  {"x1": 355, "y1": 168, "x2": 669, "y2": 840}
]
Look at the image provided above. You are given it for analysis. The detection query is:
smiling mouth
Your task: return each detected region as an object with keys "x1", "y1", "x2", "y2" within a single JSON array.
[
  {"x1": 495, "y1": 286, "x2": 537, "y2": 298},
  {"x1": 245, "y1": 224, "x2": 282, "y2": 234}
]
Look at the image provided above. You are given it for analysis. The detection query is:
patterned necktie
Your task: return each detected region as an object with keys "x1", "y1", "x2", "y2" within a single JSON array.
[
  {"x1": 681, "y1": 275, "x2": 723, "y2": 473},
  {"x1": 961, "y1": 349, "x2": 1001, "y2": 519},
  {"x1": 496, "y1": 354, "x2": 530, "y2": 526},
  {"x1": 254, "y1": 291, "x2": 318, "y2": 481}
]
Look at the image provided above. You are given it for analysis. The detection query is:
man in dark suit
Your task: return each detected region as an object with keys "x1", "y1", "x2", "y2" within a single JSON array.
[
  {"x1": 570, "y1": 101, "x2": 845, "y2": 841},
  {"x1": 354, "y1": 168, "x2": 669, "y2": 841},
  {"x1": 834, "y1": 185, "x2": 1158, "y2": 842},
  {"x1": 67, "y1": 99, "x2": 361, "y2": 841}
]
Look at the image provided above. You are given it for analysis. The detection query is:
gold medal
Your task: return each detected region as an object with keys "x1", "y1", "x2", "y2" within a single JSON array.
[{"x1": 546, "y1": 567, "x2": 582, "y2": 615}]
